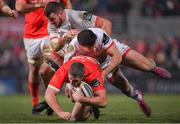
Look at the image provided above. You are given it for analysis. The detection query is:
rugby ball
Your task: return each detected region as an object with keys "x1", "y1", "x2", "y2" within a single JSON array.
[
  {"x1": 68, "y1": 81, "x2": 94, "y2": 97},
  {"x1": 80, "y1": 81, "x2": 94, "y2": 97}
]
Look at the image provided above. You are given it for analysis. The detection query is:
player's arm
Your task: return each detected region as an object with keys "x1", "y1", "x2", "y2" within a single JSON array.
[
  {"x1": 0, "y1": 0, "x2": 18, "y2": 18},
  {"x1": 103, "y1": 43, "x2": 122, "y2": 78},
  {"x1": 15, "y1": 0, "x2": 44, "y2": 13},
  {"x1": 73, "y1": 10, "x2": 112, "y2": 35},
  {"x1": 95, "y1": 17, "x2": 112, "y2": 35},
  {"x1": 45, "y1": 88, "x2": 71, "y2": 120},
  {"x1": 72, "y1": 88, "x2": 107, "y2": 108},
  {"x1": 50, "y1": 30, "x2": 78, "y2": 52},
  {"x1": 45, "y1": 66, "x2": 71, "y2": 120}
]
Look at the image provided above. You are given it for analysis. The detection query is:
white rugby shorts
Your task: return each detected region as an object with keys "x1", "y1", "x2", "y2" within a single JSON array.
[{"x1": 24, "y1": 36, "x2": 50, "y2": 60}]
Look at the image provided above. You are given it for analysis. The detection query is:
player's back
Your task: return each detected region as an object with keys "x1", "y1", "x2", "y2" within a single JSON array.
[
  {"x1": 23, "y1": 0, "x2": 48, "y2": 38},
  {"x1": 48, "y1": 9, "x2": 98, "y2": 36},
  {"x1": 69, "y1": 28, "x2": 113, "y2": 63}
]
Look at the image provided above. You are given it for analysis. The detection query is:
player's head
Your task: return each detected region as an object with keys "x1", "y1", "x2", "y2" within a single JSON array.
[
  {"x1": 45, "y1": 1, "x2": 65, "y2": 28},
  {"x1": 68, "y1": 62, "x2": 85, "y2": 87},
  {"x1": 77, "y1": 29, "x2": 97, "y2": 52}
]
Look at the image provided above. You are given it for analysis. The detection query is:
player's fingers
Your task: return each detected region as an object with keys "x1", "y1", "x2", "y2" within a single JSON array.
[
  {"x1": 65, "y1": 113, "x2": 71, "y2": 120},
  {"x1": 13, "y1": 11, "x2": 19, "y2": 18},
  {"x1": 9, "y1": 10, "x2": 18, "y2": 18}
]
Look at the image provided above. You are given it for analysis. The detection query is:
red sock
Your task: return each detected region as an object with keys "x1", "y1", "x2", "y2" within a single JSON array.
[{"x1": 28, "y1": 82, "x2": 40, "y2": 107}]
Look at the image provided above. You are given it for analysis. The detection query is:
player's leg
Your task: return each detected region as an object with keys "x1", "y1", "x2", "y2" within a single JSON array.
[
  {"x1": 107, "y1": 68, "x2": 151, "y2": 117},
  {"x1": 24, "y1": 38, "x2": 45, "y2": 114},
  {"x1": 39, "y1": 63, "x2": 55, "y2": 88},
  {"x1": 115, "y1": 40, "x2": 171, "y2": 79},
  {"x1": 71, "y1": 102, "x2": 91, "y2": 121},
  {"x1": 28, "y1": 61, "x2": 42, "y2": 114},
  {"x1": 35, "y1": 46, "x2": 64, "y2": 115},
  {"x1": 39, "y1": 48, "x2": 64, "y2": 89},
  {"x1": 122, "y1": 49, "x2": 171, "y2": 79}
]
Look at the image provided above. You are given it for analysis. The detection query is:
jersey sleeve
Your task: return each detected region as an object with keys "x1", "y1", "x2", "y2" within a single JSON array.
[
  {"x1": 94, "y1": 28, "x2": 114, "y2": 50},
  {"x1": 48, "y1": 65, "x2": 68, "y2": 92},
  {"x1": 84, "y1": 62, "x2": 105, "y2": 92},
  {"x1": 88, "y1": 74, "x2": 105, "y2": 92},
  {"x1": 68, "y1": 10, "x2": 98, "y2": 28}
]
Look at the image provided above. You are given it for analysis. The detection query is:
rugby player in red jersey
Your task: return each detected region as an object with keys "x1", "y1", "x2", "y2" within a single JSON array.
[
  {"x1": 45, "y1": 55, "x2": 107, "y2": 121},
  {"x1": 15, "y1": 0, "x2": 71, "y2": 114}
]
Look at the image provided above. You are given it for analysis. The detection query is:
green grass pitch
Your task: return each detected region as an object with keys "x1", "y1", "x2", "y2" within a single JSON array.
[{"x1": 0, "y1": 94, "x2": 180, "y2": 123}]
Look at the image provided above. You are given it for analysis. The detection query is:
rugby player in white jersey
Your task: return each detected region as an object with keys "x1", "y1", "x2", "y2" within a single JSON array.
[{"x1": 64, "y1": 28, "x2": 153, "y2": 117}]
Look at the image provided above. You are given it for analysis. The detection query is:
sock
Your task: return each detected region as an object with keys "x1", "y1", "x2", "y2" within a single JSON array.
[
  {"x1": 28, "y1": 82, "x2": 40, "y2": 107},
  {"x1": 123, "y1": 85, "x2": 143, "y2": 102},
  {"x1": 150, "y1": 59, "x2": 157, "y2": 71}
]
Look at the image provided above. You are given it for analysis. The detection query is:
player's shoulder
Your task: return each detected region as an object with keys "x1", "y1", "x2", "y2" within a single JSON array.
[
  {"x1": 65, "y1": 9, "x2": 83, "y2": 16},
  {"x1": 66, "y1": 9, "x2": 89, "y2": 20},
  {"x1": 87, "y1": 28, "x2": 105, "y2": 40},
  {"x1": 47, "y1": 23, "x2": 58, "y2": 32},
  {"x1": 88, "y1": 27, "x2": 104, "y2": 33}
]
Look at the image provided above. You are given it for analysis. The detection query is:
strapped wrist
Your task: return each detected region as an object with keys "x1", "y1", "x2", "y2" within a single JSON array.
[{"x1": 34, "y1": 3, "x2": 41, "y2": 8}]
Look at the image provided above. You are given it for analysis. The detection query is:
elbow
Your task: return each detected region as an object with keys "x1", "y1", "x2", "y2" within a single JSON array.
[
  {"x1": 45, "y1": 90, "x2": 51, "y2": 103},
  {"x1": 107, "y1": 20, "x2": 112, "y2": 29},
  {"x1": 106, "y1": 20, "x2": 112, "y2": 35}
]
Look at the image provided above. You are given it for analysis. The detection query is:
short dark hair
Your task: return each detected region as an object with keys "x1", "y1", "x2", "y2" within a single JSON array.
[
  {"x1": 69, "y1": 62, "x2": 85, "y2": 77},
  {"x1": 77, "y1": 29, "x2": 97, "y2": 47},
  {"x1": 44, "y1": 2, "x2": 65, "y2": 17}
]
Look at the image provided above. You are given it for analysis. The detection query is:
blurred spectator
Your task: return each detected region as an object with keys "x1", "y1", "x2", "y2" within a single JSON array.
[
  {"x1": 107, "y1": 0, "x2": 131, "y2": 33},
  {"x1": 0, "y1": 32, "x2": 27, "y2": 76},
  {"x1": 141, "y1": 0, "x2": 180, "y2": 17}
]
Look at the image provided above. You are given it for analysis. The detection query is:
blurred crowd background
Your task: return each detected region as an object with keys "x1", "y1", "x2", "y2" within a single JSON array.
[{"x1": 0, "y1": 0, "x2": 180, "y2": 95}]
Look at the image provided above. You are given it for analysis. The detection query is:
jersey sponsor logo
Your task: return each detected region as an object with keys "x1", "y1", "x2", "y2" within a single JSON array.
[
  {"x1": 83, "y1": 12, "x2": 93, "y2": 21},
  {"x1": 102, "y1": 33, "x2": 110, "y2": 45},
  {"x1": 89, "y1": 79, "x2": 100, "y2": 87}
]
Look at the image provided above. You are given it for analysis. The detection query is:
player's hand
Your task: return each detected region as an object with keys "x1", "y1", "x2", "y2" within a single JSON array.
[
  {"x1": 59, "y1": 112, "x2": 72, "y2": 120},
  {"x1": 72, "y1": 90, "x2": 84, "y2": 102},
  {"x1": 64, "y1": 86, "x2": 75, "y2": 102},
  {"x1": 63, "y1": 29, "x2": 79, "y2": 43},
  {"x1": 9, "y1": 10, "x2": 18, "y2": 18}
]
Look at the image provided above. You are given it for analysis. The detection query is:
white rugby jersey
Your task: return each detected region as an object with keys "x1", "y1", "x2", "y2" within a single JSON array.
[
  {"x1": 64, "y1": 28, "x2": 114, "y2": 63},
  {"x1": 48, "y1": 9, "x2": 98, "y2": 40}
]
